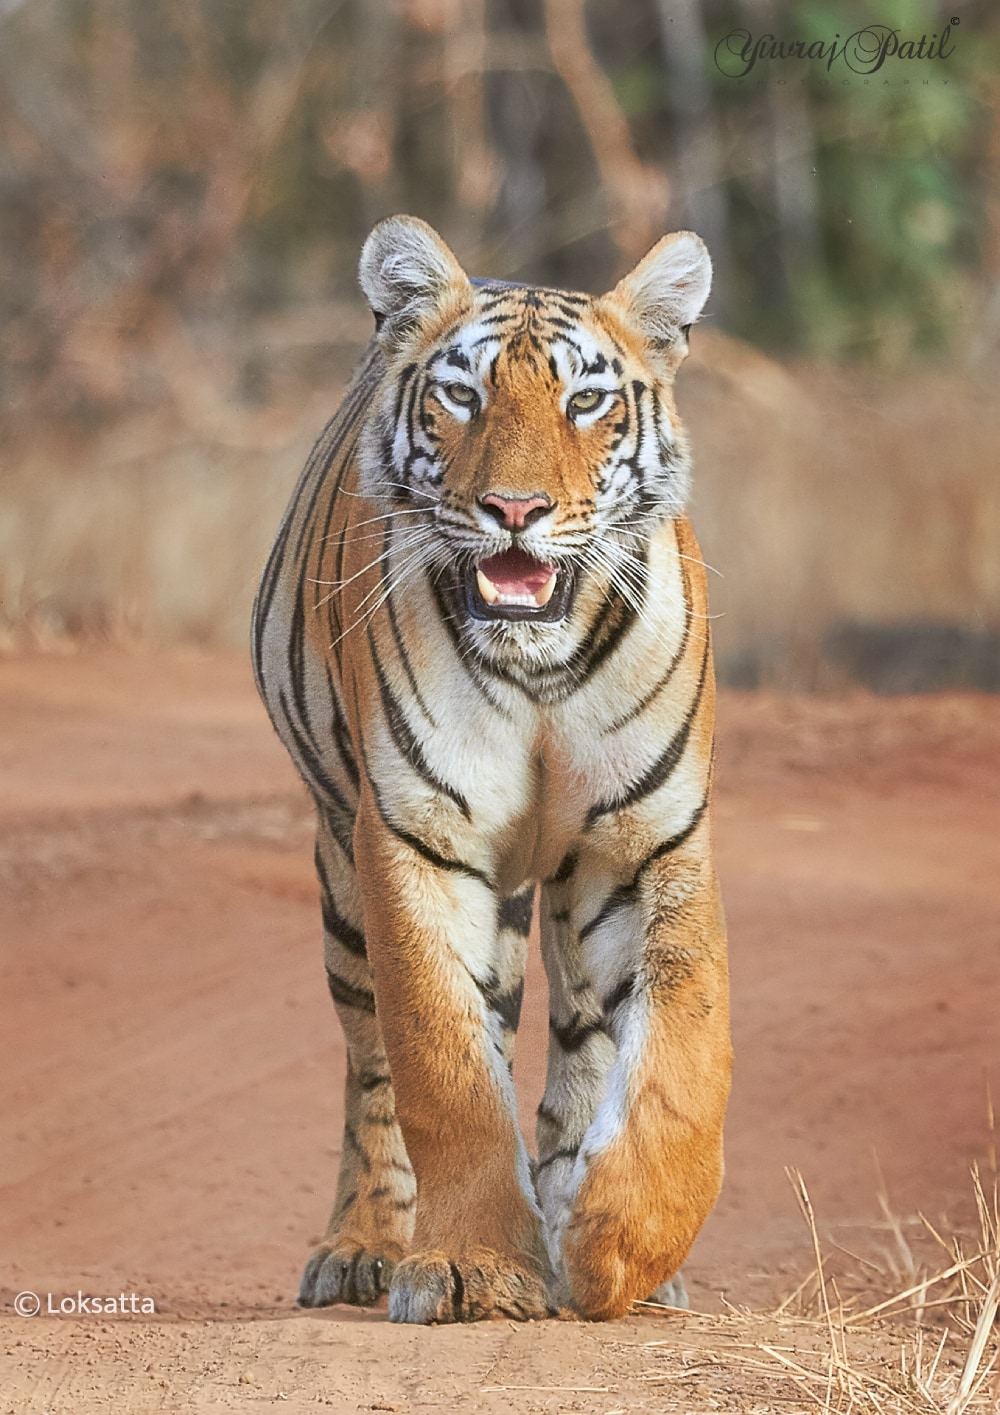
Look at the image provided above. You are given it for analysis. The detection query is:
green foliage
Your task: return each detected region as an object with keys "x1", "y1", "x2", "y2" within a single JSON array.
[{"x1": 705, "y1": 0, "x2": 992, "y2": 360}]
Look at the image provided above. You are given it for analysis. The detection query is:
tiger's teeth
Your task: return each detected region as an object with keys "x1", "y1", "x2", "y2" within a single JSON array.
[
  {"x1": 476, "y1": 569, "x2": 500, "y2": 604},
  {"x1": 476, "y1": 567, "x2": 558, "y2": 608},
  {"x1": 534, "y1": 572, "x2": 557, "y2": 607}
]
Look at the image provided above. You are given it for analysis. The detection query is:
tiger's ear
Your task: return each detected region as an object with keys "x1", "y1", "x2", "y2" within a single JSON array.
[
  {"x1": 359, "y1": 215, "x2": 470, "y2": 348},
  {"x1": 604, "y1": 231, "x2": 712, "y2": 353}
]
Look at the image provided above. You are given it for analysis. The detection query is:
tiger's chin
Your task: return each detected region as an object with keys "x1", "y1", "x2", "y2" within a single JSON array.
[{"x1": 463, "y1": 548, "x2": 576, "y2": 624}]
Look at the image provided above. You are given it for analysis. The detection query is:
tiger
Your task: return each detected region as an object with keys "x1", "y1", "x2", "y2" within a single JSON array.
[{"x1": 252, "y1": 214, "x2": 731, "y2": 1324}]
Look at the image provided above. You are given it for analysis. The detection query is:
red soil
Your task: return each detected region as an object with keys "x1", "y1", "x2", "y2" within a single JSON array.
[{"x1": 1, "y1": 650, "x2": 996, "y2": 1411}]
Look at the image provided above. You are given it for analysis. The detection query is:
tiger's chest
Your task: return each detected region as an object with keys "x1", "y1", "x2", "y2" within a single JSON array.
[{"x1": 350, "y1": 523, "x2": 696, "y2": 893}]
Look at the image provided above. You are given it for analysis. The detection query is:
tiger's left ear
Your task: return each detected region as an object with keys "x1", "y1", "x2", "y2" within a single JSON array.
[{"x1": 603, "y1": 231, "x2": 712, "y2": 353}]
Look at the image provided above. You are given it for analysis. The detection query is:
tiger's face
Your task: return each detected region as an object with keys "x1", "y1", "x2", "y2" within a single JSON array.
[{"x1": 357, "y1": 217, "x2": 711, "y2": 641}]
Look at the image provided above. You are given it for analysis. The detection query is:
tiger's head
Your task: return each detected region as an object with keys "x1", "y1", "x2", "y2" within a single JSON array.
[{"x1": 356, "y1": 215, "x2": 710, "y2": 642}]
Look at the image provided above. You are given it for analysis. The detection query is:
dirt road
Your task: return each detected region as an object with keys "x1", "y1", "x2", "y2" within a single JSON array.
[{"x1": 1, "y1": 650, "x2": 997, "y2": 1412}]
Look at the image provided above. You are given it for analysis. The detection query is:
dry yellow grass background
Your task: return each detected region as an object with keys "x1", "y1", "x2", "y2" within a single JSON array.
[
  {"x1": 4, "y1": 329, "x2": 1000, "y2": 692},
  {"x1": 623, "y1": 1160, "x2": 1000, "y2": 1414}
]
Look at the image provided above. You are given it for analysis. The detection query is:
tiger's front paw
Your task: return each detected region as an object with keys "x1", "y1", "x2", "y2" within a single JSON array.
[
  {"x1": 388, "y1": 1249, "x2": 552, "y2": 1324},
  {"x1": 297, "y1": 1240, "x2": 398, "y2": 1308},
  {"x1": 648, "y1": 1272, "x2": 689, "y2": 1309}
]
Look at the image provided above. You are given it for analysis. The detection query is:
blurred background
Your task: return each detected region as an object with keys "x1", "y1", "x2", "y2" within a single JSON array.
[{"x1": 2, "y1": 0, "x2": 998, "y2": 688}]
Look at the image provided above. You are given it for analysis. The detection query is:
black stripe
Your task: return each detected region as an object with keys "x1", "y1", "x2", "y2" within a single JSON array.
[
  {"x1": 316, "y1": 857, "x2": 367, "y2": 957},
  {"x1": 631, "y1": 794, "x2": 710, "y2": 878},
  {"x1": 578, "y1": 794, "x2": 710, "y2": 943},
  {"x1": 350, "y1": 677, "x2": 492, "y2": 887},
  {"x1": 357, "y1": 713, "x2": 495, "y2": 888},
  {"x1": 287, "y1": 413, "x2": 349, "y2": 573},
  {"x1": 358, "y1": 1072, "x2": 391, "y2": 1092},
  {"x1": 428, "y1": 571, "x2": 510, "y2": 713},
  {"x1": 402, "y1": 373, "x2": 426, "y2": 480},
  {"x1": 450, "y1": 1264, "x2": 464, "y2": 1320},
  {"x1": 381, "y1": 803, "x2": 491, "y2": 887},
  {"x1": 344, "y1": 517, "x2": 391, "y2": 653},
  {"x1": 497, "y1": 888, "x2": 534, "y2": 936},
  {"x1": 317, "y1": 419, "x2": 364, "y2": 575},
  {"x1": 628, "y1": 383, "x2": 650, "y2": 505},
  {"x1": 560, "y1": 593, "x2": 618, "y2": 677},
  {"x1": 392, "y1": 364, "x2": 417, "y2": 430},
  {"x1": 292, "y1": 371, "x2": 373, "y2": 567},
  {"x1": 472, "y1": 283, "x2": 522, "y2": 298},
  {"x1": 480, "y1": 976, "x2": 524, "y2": 1033},
  {"x1": 368, "y1": 626, "x2": 471, "y2": 819},
  {"x1": 549, "y1": 1013, "x2": 609, "y2": 1052},
  {"x1": 333, "y1": 1188, "x2": 358, "y2": 1217},
  {"x1": 547, "y1": 851, "x2": 577, "y2": 885},
  {"x1": 270, "y1": 410, "x2": 365, "y2": 774},
  {"x1": 342, "y1": 1124, "x2": 370, "y2": 1170},
  {"x1": 251, "y1": 510, "x2": 293, "y2": 683},
  {"x1": 576, "y1": 591, "x2": 640, "y2": 686},
  {"x1": 603, "y1": 972, "x2": 636, "y2": 1016},
  {"x1": 327, "y1": 667, "x2": 361, "y2": 791},
  {"x1": 447, "y1": 572, "x2": 634, "y2": 707},
  {"x1": 281, "y1": 692, "x2": 356, "y2": 859},
  {"x1": 537, "y1": 1146, "x2": 579, "y2": 1173},
  {"x1": 605, "y1": 559, "x2": 692, "y2": 733},
  {"x1": 386, "y1": 588, "x2": 435, "y2": 726},
  {"x1": 607, "y1": 391, "x2": 632, "y2": 452},
  {"x1": 577, "y1": 886, "x2": 632, "y2": 946},
  {"x1": 490, "y1": 575, "x2": 639, "y2": 705},
  {"x1": 325, "y1": 967, "x2": 376, "y2": 1015},
  {"x1": 586, "y1": 633, "x2": 709, "y2": 827},
  {"x1": 330, "y1": 518, "x2": 349, "y2": 651},
  {"x1": 287, "y1": 588, "x2": 315, "y2": 748}
]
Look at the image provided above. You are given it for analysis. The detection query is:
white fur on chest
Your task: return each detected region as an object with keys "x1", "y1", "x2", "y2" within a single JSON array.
[{"x1": 364, "y1": 520, "x2": 696, "y2": 887}]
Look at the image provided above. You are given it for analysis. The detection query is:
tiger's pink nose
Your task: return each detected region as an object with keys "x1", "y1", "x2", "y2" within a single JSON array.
[{"x1": 479, "y1": 493, "x2": 553, "y2": 530}]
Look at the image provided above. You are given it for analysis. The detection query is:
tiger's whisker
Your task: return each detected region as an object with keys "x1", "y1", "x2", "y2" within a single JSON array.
[{"x1": 310, "y1": 529, "x2": 439, "y2": 610}]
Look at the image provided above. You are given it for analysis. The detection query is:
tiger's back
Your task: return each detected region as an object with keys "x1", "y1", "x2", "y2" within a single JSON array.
[{"x1": 252, "y1": 216, "x2": 730, "y2": 1323}]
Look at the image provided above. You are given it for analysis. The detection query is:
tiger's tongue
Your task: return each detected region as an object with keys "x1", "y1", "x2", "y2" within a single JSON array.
[{"x1": 478, "y1": 548, "x2": 556, "y2": 596}]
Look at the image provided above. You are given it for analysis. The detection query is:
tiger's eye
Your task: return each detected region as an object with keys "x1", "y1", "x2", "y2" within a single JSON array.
[
  {"x1": 569, "y1": 389, "x2": 604, "y2": 414},
  {"x1": 445, "y1": 382, "x2": 477, "y2": 407}
]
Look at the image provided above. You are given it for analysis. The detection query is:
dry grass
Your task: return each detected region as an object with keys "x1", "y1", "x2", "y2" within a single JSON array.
[{"x1": 628, "y1": 1153, "x2": 999, "y2": 1414}]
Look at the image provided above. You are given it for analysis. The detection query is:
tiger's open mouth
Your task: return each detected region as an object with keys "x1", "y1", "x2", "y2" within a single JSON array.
[{"x1": 464, "y1": 548, "x2": 575, "y2": 622}]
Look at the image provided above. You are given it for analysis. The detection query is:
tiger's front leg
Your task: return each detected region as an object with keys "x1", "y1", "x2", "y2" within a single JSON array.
[
  {"x1": 554, "y1": 823, "x2": 731, "y2": 1320},
  {"x1": 353, "y1": 797, "x2": 552, "y2": 1324},
  {"x1": 297, "y1": 806, "x2": 416, "y2": 1309}
]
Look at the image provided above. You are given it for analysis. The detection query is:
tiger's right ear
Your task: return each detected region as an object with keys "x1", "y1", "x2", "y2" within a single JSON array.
[{"x1": 359, "y1": 215, "x2": 470, "y2": 348}]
